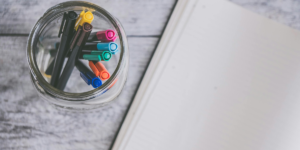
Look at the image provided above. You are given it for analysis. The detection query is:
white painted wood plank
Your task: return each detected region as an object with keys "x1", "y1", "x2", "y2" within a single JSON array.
[
  {"x1": 0, "y1": 0, "x2": 176, "y2": 36},
  {"x1": 1, "y1": 0, "x2": 300, "y2": 149},
  {"x1": 229, "y1": 0, "x2": 300, "y2": 31},
  {"x1": 0, "y1": 36, "x2": 158, "y2": 150}
]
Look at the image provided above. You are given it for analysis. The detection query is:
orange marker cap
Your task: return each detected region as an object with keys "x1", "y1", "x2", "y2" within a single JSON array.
[
  {"x1": 95, "y1": 62, "x2": 110, "y2": 80},
  {"x1": 89, "y1": 61, "x2": 100, "y2": 77}
]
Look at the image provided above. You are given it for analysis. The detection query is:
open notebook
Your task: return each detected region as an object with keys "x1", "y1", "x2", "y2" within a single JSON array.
[{"x1": 112, "y1": 0, "x2": 300, "y2": 149}]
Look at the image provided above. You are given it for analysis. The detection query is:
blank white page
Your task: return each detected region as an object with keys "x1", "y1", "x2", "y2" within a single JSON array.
[{"x1": 114, "y1": 0, "x2": 300, "y2": 149}]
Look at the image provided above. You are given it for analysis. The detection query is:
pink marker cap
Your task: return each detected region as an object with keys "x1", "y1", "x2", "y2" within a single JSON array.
[{"x1": 96, "y1": 29, "x2": 117, "y2": 42}]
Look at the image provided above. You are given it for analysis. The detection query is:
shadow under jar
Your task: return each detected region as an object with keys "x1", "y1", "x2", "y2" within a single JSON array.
[{"x1": 26, "y1": 1, "x2": 129, "y2": 109}]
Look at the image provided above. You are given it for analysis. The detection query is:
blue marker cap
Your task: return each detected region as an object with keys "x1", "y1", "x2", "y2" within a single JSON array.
[
  {"x1": 86, "y1": 71, "x2": 102, "y2": 88},
  {"x1": 97, "y1": 42, "x2": 118, "y2": 53},
  {"x1": 80, "y1": 72, "x2": 102, "y2": 88},
  {"x1": 76, "y1": 60, "x2": 102, "y2": 88},
  {"x1": 109, "y1": 42, "x2": 118, "y2": 51}
]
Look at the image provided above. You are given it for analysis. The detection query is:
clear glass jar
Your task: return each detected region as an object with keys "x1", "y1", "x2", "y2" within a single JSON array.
[{"x1": 26, "y1": 1, "x2": 129, "y2": 109}]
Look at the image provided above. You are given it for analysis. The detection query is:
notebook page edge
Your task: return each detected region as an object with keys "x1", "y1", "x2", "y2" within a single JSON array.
[{"x1": 111, "y1": 0, "x2": 198, "y2": 149}]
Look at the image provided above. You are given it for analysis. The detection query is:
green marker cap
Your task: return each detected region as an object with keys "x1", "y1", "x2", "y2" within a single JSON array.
[
  {"x1": 101, "y1": 51, "x2": 112, "y2": 61},
  {"x1": 83, "y1": 54, "x2": 101, "y2": 61},
  {"x1": 90, "y1": 51, "x2": 112, "y2": 61}
]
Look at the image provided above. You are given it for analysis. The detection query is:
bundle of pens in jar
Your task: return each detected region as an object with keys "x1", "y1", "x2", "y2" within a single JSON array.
[{"x1": 45, "y1": 10, "x2": 119, "y2": 91}]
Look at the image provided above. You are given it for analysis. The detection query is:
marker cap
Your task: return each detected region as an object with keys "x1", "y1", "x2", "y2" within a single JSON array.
[
  {"x1": 80, "y1": 72, "x2": 102, "y2": 88},
  {"x1": 90, "y1": 51, "x2": 112, "y2": 61},
  {"x1": 109, "y1": 42, "x2": 118, "y2": 51},
  {"x1": 77, "y1": 60, "x2": 102, "y2": 88},
  {"x1": 96, "y1": 42, "x2": 118, "y2": 54},
  {"x1": 86, "y1": 71, "x2": 102, "y2": 88},
  {"x1": 94, "y1": 61, "x2": 110, "y2": 80},
  {"x1": 83, "y1": 54, "x2": 101, "y2": 61},
  {"x1": 96, "y1": 30, "x2": 117, "y2": 42},
  {"x1": 75, "y1": 11, "x2": 94, "y2": 30},
  {"x1": 91, "y1": 78, "x2": 102, "y2": 88},
  {"x1": 102, "y1": 51, "x2": 112, "y2": 61}
]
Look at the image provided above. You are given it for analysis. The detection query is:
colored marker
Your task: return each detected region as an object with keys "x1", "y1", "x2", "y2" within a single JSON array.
[
  {"x1": 89, "y1": 61, "x2": 110, "y2": 80},
  {"x1": 88, "y1": 61, "x2": 100, "y2": 77},
  {"x1": 47, "y1": 50, "x2": 112, "y2": 61},
  {"x1": 76, "y1": 60, "x2": 102, "y2": 88},
  {"x1": 50, "y1": 11, "x2": 78, "y2": 87},
  {"x1": 84, "y1": 42, "x2": 118, "y2": 54},
  {"x1": 75, "y1": 11, "x2": 94, "y2": 31},
  {"x1": 83, "y1": 54, "x2": 101, "y2": 61},
  {"x1": 56, "y1": 23, "x2": 93, "y2": 90},
  {"x1": 88, "y1": 30, "x2": 117, "y2": 42},
  {"x1": 90, "y1": 51, "x2": 112, "y2": 61}
]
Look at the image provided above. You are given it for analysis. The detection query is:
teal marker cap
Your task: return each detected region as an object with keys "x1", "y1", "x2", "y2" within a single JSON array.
[{"x1": 83, "y1": 54, "x2": 101, "y2": 61}]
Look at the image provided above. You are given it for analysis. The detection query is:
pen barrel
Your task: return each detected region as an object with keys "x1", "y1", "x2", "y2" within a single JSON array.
[
  {"x1": 56, "y1": 23, "x2": 93, "y2": 90},
  {"x1": 56, "y1": 46, "x2": 79, "y2": 90},
  {"x1": 50, "y1": 50, "x2": 111, "y2": 61},
  {"x1": 84, "y1": 42, "x2": 98, "y2": 50},
  {"x1": 50, "y1": 11, "x2": 77, "y2": 87},
  {"x1": 93, "y1": 61, "x2": 110, "y2": 80},
  {"x1": 87, "y1": 32, "x2": 99, "y2": 41},
  {"x1": 82, "y1": 54, "x2": 101, "y2": 61},
  {"x1": 89, "y1": 61, "x2": 100, "y2": 77},
  {"x1": 82, "y1": 51, "x2": 112, "y2": 61}
]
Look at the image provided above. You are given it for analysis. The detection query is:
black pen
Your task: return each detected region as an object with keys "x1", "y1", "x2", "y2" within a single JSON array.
[
  {"x1": 56, "y1": 23, "x2": 93, "y2": 90},
  {"x1": 50, "y1": 11, "x2": 78, "y2": 87}
]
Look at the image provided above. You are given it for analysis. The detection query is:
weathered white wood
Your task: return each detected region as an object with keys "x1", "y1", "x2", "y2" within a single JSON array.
[
  {"x1": 229, "y1": 0, "x2": 300, "y2": 31},
  {"x1": 1, "y1": 0, "x2": 300, "y2": 150},
  {"x1": 0, "y1": 0, "x2": 176, "y2": 36},
  {"x1": 0, "y1": 36, "x2": 159, "y2": 150}
]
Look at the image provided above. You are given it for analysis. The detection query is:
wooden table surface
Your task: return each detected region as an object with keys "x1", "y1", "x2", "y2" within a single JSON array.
[{"x1": 0, "y1": 0, "x2": 300, "y2": 149}]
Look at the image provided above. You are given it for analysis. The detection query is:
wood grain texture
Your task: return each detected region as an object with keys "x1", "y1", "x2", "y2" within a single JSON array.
[
  {"x1": 0, "y1": 36, "x2": 159, "y2": 150},
  {"x1": 1, "y1": 0, "x2": 300, "y2": 150},
  {"x1": 229, "y1": 0, "x2": 300, "y2": 31},
  {"x1": 0, "y1": 0, "x2": 176, "y2": 36}
]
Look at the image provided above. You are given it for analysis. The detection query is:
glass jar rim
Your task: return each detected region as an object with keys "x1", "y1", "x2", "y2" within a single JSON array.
[{"x1": 26, "y1": 1, "x2": 128, "y2": 103}]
